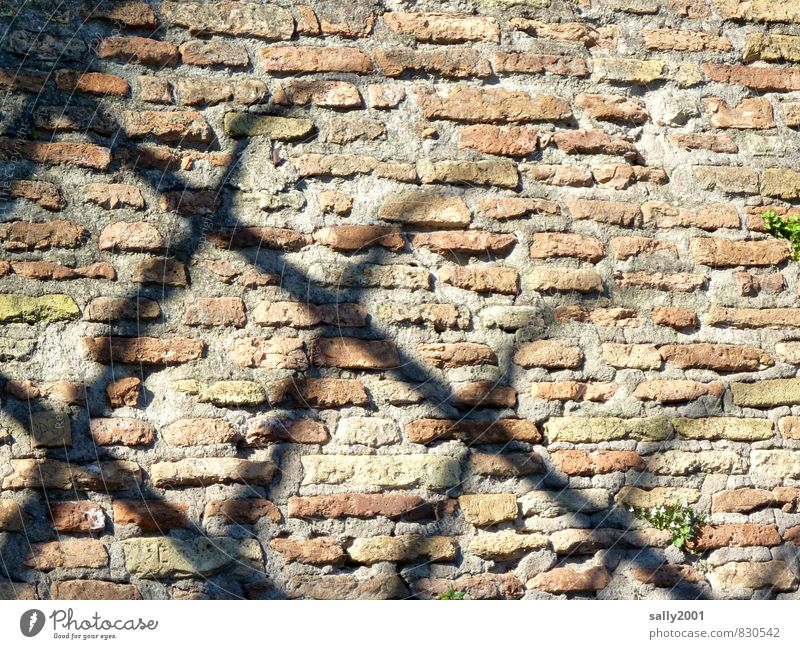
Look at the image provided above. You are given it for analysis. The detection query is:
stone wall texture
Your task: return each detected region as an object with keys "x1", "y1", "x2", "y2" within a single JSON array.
[{"x1": 1, "y1": 0, "x2": 800, "y2": 600}]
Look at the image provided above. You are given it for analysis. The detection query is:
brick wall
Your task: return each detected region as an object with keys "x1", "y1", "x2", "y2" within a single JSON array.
[{"x1": 1, "y1": 0, "x2": 800, "y2": 600}]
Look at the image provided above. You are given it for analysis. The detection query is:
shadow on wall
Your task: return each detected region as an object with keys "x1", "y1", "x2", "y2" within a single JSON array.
[{"x1": 0, "y1": 0, "x2": 711, "y2": 601}]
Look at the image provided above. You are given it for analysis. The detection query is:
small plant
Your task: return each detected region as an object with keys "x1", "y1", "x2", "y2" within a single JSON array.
[
  {"x1": 761, "y1": 209, "x2": 800, "y2": 260},
  {"x1": 629, "y1": 502, "x2": 706, "y2": 552},
  {"x1": 438, "y1": 587, "x2": 465, "y2": 600}
]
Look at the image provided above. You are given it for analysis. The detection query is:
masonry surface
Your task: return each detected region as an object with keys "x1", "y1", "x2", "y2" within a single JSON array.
[{"x1": 1, "y1": 0, "x2": 800, "y2": 600}]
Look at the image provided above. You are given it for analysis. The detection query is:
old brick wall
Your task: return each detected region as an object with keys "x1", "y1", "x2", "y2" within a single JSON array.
[{"x1": 1, "y1": 0, "x2": 800, "y2": 600}]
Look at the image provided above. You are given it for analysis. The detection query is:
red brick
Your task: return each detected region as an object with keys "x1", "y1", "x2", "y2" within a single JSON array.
[
  {"x1": 567, "y1": 199, "x2": 641, "y2": 227},
  {"x1": 230, "y1": 337, "x2": 307, "y2": 370},
  {"x1": 0, "y1": 219, "x2": 83, "y2": 251},
  {"x1": 288, "y1": 493, "x2": 437, "y2": 520},
  {"x1": 24, "y1": 539, "x2": 107, "y2": 570},
  {"x1": 184, "y1": 297, "x2": 246, "y2": 327},
  {"x1": 374, "y1": 47, "x2": 490, "y2": 78},
  {"x1": 7, "y1": 180, "x2": 64, "y2": 211},
  {"x1": 690, "y1": 524, "x2": 782, "y2": 551},
  {"x1": 651, "y1": 306, "x2": 698, "y2": 330},
  {"x1": 530, "y1": 567, "x2": 610, "y2": 594},
  {"x1": 644, "y1": 28, "x2": 731, "y2": 51},
  {"x1": 106, "y1": 377, "x2": 142, "y2": 407},
  {"x1": 51, "y1": 580, "x2": 140, "y2": 600},
  {"x1": 514, "y1": 340, "x2": 584, "y2": 369},
  {"x1": 418, "y1": 343, "x2": 497, "y2": 368},
  {"x1": 83, "y1": 336, "x2": 205, "y2": 365},
  {"x1": 576, "y1": 94, "x2": 649, "y2": 123},
  {"x1": 415, "y1": 86, "x2": 571, "y2": 123},
  {"x1": 260, "y1": 46, "x2": 373, "y2": 73},
  {"x1": 659, "y1": 343, "x2": 772, "y2": 372},
  {"x1": 691, "y1": 238, "x2": 790, "y2": 267},
  {"x1": 123, "y1": 110, "x2": 210, "y2": 142},
  {"x1": 98, "y1": 36, "x2": 179, "y2": 66},
  {"x1": 204, "y1": 498, "x2": 281, "y2": 523},
  {"x1": 0, "y1": 138, "x2": 111, "y2": 169},
  {"x1": 449, "y1": 380, "x2": 512, "y2": 408},
  {"x1": 49, "y1": 501, "x2": 105, "y2": 532},
  {"x1": 270, "y1": 537, "x2": 345, "y2": 565},
  {"x1": 161, "y1": 1, "x2": 294, "y2": 39},
  {"x1": 439, "y1": 266, "x2": 518, "y2": 294},
  {"x1": 81, "y1": 2, "x2": 157, "y2": 28},
  {"x1": 132, "y1": 258, "x2": 188, "y2": 286},
  {"x1": 411, "y1": 231, "x2": 516, "y2": 256},
  {"x1": 702, "y1": 63, "x2": 800, "y2": 92},
  {"x1": 406, "y1": 418, "x2": 540, "y2": 445},
  {"x1": 312, "y1": 338, "x2": 400, "y2": 370},
  {"x1": 551, "y1": 449, "x2": 645, "y2": 476},
  {"x1": 668, "y1": 132, "x2": 738, "y2": 153},
  {"x1": 246, "y1": 418, "x2": 328, "y2": 445},
  {"x1": 703, "y1": 97, "x2": 774, "y2": 129},
  {"x1": 55, "y1": 70, "x2": 128, "y2": 96},
  {"x1": 384, "y1": 12, "x2": 499, "y2": 43},
  {"x1": 494, "y1": 52, "x2": 588, "y2": 76},
  {"x1": 113, "y1": 500, "x2": 189, "y2": 531},
  {"x1": 210, "y1": 227, "x2": 310, "y2": 250},
  {"x1": 99, "y1": 221, "x2": 163, "y2": 252},
  {"x1": 90, "y1": 418, "x2": 155, "y2": 446},
  {"x1": 314, "y1": 225, "x2": 403, "y2": 251},
  {"x1": 179, "y1": 39, "x2": 249, "y2": 67}
]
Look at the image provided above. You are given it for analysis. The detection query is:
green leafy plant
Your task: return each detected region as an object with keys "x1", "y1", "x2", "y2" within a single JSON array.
[
  {"x1": 438, "y1": 587, "x2": 465, "y2": 600},
  {"x1": 629, "y1": 502, "x2": 706, "y2": 552},
  {"x1": 761, "y1": 209, "x2": 800, "y2": 260}
]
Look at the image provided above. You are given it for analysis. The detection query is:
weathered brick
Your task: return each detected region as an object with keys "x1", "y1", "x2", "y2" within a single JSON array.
[
  {"x1": 703, "y1": 97, "x2": 774, "y2": 129},
  {"x1": 668, "y1": 132, "x2": 738, "y2": 153},
  {"x1": 406, "y1": 418, "x2": 540, "y2": 445},
  {"x1": 89, "y1": 417, "x2": 154, "y2": 447},
  {"x1": 439, "y1": 266, "x2": 518, "y2": 294},
  {"x1": 55, "y1": 70, "x2": 128, "y2": 96},
  {"x1": 0, "y1": 138, "x2": 111, "y2": 169},
  {"x1": 731, "y1": 378, "x2": 800, "y2": 408},
  {"x1": 693, "y1": 166, "x2": 759, "y2": 194},
  {"x1": 285, "y1": 571, "x2": 407, "y2": 600},
  {"x1": 469, "y1": 452, "x2": 543, "y2": 477},
  {"x1": 162, "y1": 418, "x2": 237, "y2": 445},
  {"x1": 384, "y1": 12, "x2": 499, "y2": 43},
  {"x1": 451, "y1": 381, "x2": 516, "y2": 408},
  {"x1": 614, "y1": 270, "x2": 707, "y2": 292},
  {"x1": 6, "y1": 180, "x2": 64, "y2": 211},
  {"x1": 546, "y1": 417, "x2": 673, "y2": 443},
  {"x1": 374, "y1": 47, "x2": 490, "y2": 78},
  {"x1": 494, "y1": 52, "x2": 588, "y2": 76},
  {"x1": 576, "y1": 94, "x2": 649, "y2": 123},
  {"x1": 271, "y1": 537, "x2": 345, "y2": 565},
  {"x1": 98, "y1": 36, "x2": 179, "y2": 66},
  {"x1": 673, "y1": 417, "x2": 773, "y2": 441},
  {"x1": 123, "y1": 110, "x2": 210, "y2": 142},
  {"x1": 702, "y1": 63, "x2": 800, "y2": 92},
  {"x1": 50, "y1": 580, "x2": 140, "y2": 600},
  {"x1": 644, "y1": 29, "x2": 731, "y2": 52},
  {"x1": 179, "y1": 39, "x2": 249, "y2": 66},
  {"x1": 692, "y1": 524, "x2": 782, "y2": 551},
  {"x1": 122, "y1": 537, "x2": 261, "y2": 579},
  {"x1": 113, "y1": 500, "x2": 189, "y2": 531},
  {"x1": 551, "y1": 450, "x2": 645, "y2": 476},
  {"x1": 415, "y1": 87, "x2": 571, "y2": 123},
  {"x1": 593, "y1": 57, "x2": 666, "y2": 84},
  {"x1": 514, "y1": 340, "x2": 583, "y2": 369},
  {"x1": 530, "y1": 381, "x2": 617, "y2": 402},
  {"x1": 246, "y1": 418, "x2": 327, "y2": 445},
  {"x1": 349, "y1": 535, "x2": 456, "y2": 563},
  {"x1": 762, "y1": 168, "x2": 800, "y2": 200},
  {"x1": 644, "y1": 450, "x2": 746, "y2": 475},
  {"x1": 84, "y1": 297, "x2": 160, "y2": 322},
  {"x1": 379, "y1": 192, "x2": 470, "y2": 228},
  {"x1": 524, "y1": 163, "x2": 593, "y2": 187},
  {"x1": 530, "y1": 232, "x2": 604, "y2": 262},
  {"x1": 183, "y1": 297, "x2": 246, "y2": 328},
  {"x1": 302, "y1": 455, "x2": 460, "y2": 489},
  {"x1": 161, "y1": 2, "x2": 293, "y2": 39},
  {"x1": 2, "y1": 459, "x2": 141, "y2": 490},
  {"x1": 659, "y1": 343, "x2": 772, "y2": 372},
  {"x1": 151, "y1": 458, "x2": 275, "y2": 487},
  {"x1": 83, "y1": 336, "x2": 204, "y2": 365},
  {"x1": 744, "y1": 33, "x2": 800, "y2": 63},
  {"x1": 417, "y1": 343, "x2": 496, "y2": 368},
  {"x1": 752, "y1": 451, "x2": 800, "y2": 481},
  {"x1": 24, "y1": 539, "x2": 107, "y2": 570},
  {"x1": 417, "y1": 159, "x2": 517, "y2": 189},
  {"x1": 204, "y1": 498, "x2": 281, "y2": 523},
  {"x1": 707, "y1": 561, "x2": 797, "y2": 593},
  {"x1": 49, "y1": 501, "x2": 105, "y2": 532},
  {"x1": 253, "y1": 301, "x2": 365, "y2": 328},
  {"x1": 706, "y1": 305, "x2": 800, "y2": 328},
  {"x1": 459, "y1": 494, "x2": 517, "y2": 525},
  {"x1": 527, "y1": 267, "x2": 603, "y2": 293},
  {"x1": 288, "y1": 493, "x2": 435, "y2": 520},
  {"x1": 260, "y1": 46, "x2": 372, "y2": 73},
  {"x1": 642, "y1": 202, "x2": 740, "y2": 230},
  {"x1": 458, "y1": 124, "x2": 538, "y2": 157},
  {"x1": 0, "y1": 294, "x2": 79, "y2": 323},
  {"x1": 634, "y1": 380, "x2": 724, "y2": 403},
  {"x1": 81, "y1": 2, "x2": 157, "y2": 28},
  {"x1": 469, "y1": 531, "x2": 547, "y2": 560}
]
